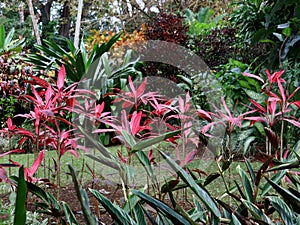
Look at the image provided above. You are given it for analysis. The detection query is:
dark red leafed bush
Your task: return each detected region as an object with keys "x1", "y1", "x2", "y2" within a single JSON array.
[
  {"x1": 141, "y1": 12, "x2": 189, "y2": 83},
  {"x1": 0, "y1": 52, "x2": 34, "y2": 128},
  {"x1": 192, "y1": 27, "x2": 268, "y2": 69}
]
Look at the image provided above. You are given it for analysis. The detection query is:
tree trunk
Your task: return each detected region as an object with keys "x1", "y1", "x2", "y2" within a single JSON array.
[
  {"x1": 59, "y1": 0, "x2": 71, "y2": 38},
  {"x1": 40, "y1": 0, "x2": 54, "y2": 40},
  {"x1": 74, "y1": 0, "x2": 84, "y2": 48},
  {"x1": 26, "y1": 0, "x2": 42, "y2": 45}
]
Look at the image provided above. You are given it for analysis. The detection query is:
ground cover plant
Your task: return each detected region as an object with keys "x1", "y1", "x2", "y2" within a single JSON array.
[{"x1": 0, "y1": 0, "x2": 300, "y2": 224}]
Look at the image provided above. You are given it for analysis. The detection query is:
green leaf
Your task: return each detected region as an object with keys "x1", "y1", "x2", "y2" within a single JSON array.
[
  {"x1": 68, "y1": 165, "x2": 97, "y2": 225},
  {"x1": 261, "y1": 170, "x2": 287, "y2": 196},
  {"x1": 237, "y1": 165, "x2": 254, "y2": 202},
  {"x1": 0, "y1": 24, "x2": 5, "y2": 49},
  {"x1": 241, "y1": 199, "x2": 274, "y2": 224},
  {"x1": 244, "y1": 159, "x2": 255, "y2": 183},
  {"x1": 282, "y1": 27, "x2": 292, "y2": 37},
  {"x1": 14, "y1": 166, "x2": 27, "y2": 225},
  {"x1": 131, "y1": 129, "x2": 182, "y2": 154},
  {"x1": 232, "y1": 214, "x2": 242, "y2": 225},
  {"x1": 122, "y1": 130, "x2": 137, "y2": 148},
  {"x1": 158, "y1": 150, "x2": 221, "y2": 219},
  {"x1": 243, "y1": 136, "x2": 256, "y2": 155},
  {"x1": 62, "y1": 201, "x2": 79, "y2": 225},
  {"x1": 10, "y1": 176, "x2": 49, "y2": 204},
  {"x1": 204, "y1": 173, "x2": 220, "y2": 186},
  {"x1": 133, "y1": 202, "x2": 147, "y2": 225},
  {"x1": 132, "y1": 190, "x2": 191, "y2": 225},
  {"x1": 4, "y1": 28, "x2": 15, "y2": 49},
  {"x1": 268, "y1": 196, "x2": 294, "y2": 225},
  {"x1": 244, "y1": 89, "x2": 265, "y2": 103},
  {"x1": 90, "y1": 189, "x2": 136, "y2": 225},
  {"x1": 267, "y1": 161, "x2": 300, "y2": 172},
  {"x1": 266, "y1": 177, "x2": 300, "y2": 213},
  {"x1": 135, "y1": 151, "x2": 155, "y2": 184}
]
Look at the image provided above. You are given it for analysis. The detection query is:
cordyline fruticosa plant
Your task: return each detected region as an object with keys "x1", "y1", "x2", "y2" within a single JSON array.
[
  {"x1": 198, "y1": 69, "x2": 300, "y2": 160},
  {"x1": 81, "y1": 75, "x2": 200, "y2": 198},
  {"x1": 0, "y1": 66, "x2": 98, "y2": 199},
  {"x1": 243, "y1": 69, "x2": 300, "y2": 159}
]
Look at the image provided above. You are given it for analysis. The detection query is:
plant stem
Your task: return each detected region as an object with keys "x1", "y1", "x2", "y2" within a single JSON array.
[{"x1": 280, "y1": 119, "x2": 284, "y2": 160}]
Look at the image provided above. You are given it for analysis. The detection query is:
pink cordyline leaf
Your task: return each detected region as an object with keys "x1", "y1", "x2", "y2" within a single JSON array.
[
  {"x1": 201, "y1": 121, "x2": 225, "y2": 137},
  {"x1": 242, "y1": 72, "x2": 264, "y2": 83},
  {"x1": 26, "y1": 75, "x2": 49, "y2": 88},
  {"x1": 245, "y1": 116, "x2": 267, "y2": 123},
  {"x1": 136, "y1": 77, "x2": 147, "y2": 98},
  {"x1": 31, "y1": 86, "x2": 44, "y2": 105},
  {"x1": 293, "y1": 100, "x2": 300, "y2": 108},
  {"x1": 197, "y1": 109, "x2": 213, "y2": 122},
  {"x1": 178, "y1": 95, "x2": 185, "y2": 113},
  {"x1": 184, "y1": 150, "x2": 198, "y2": 164},
  {"x1": 25, "y1": 150, "x2": 45, "y2": 182},
  {"x1": 6, "y1": 117, "x2": 16, "y2": 131},
  {"x1": 284, "y1": 118, "x2": 300, "y2": 128},
  {"x1": 95, "y1": 102, "x2": 105, "y2": 118},
  {"x1": 271, "y1": 70, "x2": 285, "y2": 83},
  {"x1": 221, "y1": 97, "x2": 232, "y2": 117},
  {"x1": 268, "y1": 98, "x2": 277, "y2": 117},
  {"x1": 128, "y1": 76, "x2": 136, "y2": 98},
  {"x1": 0, "y1": 149, "x2": 24, "y2": 158},
  {"x1": 57, "y1": 65, "x2": 66, "y2": 90},
  {"x1": 248, "y1": 99, "x2": 267, "y2": 113},
  {"x1": 66, "y1": 150, "x2": 80, "y2": 159},
  {"x1": 45, "y1": 85, "x2": 53, "y2": 104},
  {"x1": 277, "y1": 80, "x2": 286, "y2": 103},
  {"x1": 130, "y1": 111, "x2": 143, "y2": 136}
]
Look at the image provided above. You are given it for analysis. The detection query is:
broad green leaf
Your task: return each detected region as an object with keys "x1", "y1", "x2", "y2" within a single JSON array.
[
  {"x1": 0, "y1": 24, "x2": 5, "y2": 49},
  {"x1": 232, "y1": 214, "x2": 242, "y2": 225},
  {"x1": 131, "y1": 129, "x2": 182, "y2": 154},
  {"x1": 14, "y1": 166, "x2": 27, "y2": 225},
  {"x1": 241, "y1": 199, "x2": 274, "y2": 224},
  {"x1": 62, "y1": 201, "x2": 79, "y2": 225},
  {"x1": 4, "y1": 28, "x2": 15, "y2": 49},
  {"x1": 121, "y1": 130, "x2": 137, "y2": 148},
  {"x1": 78, "y1": 126, "x2": 114, "y2": 159},
  {"x1": 132, "y1": 190, "x2": 191, "y2": 225},
  {"x1": 267, "y1": 161, "x2": 300, "y2": 172},
  {"x1": 268, "y1": 196, "x2": 294, "y2": 225},
  {"x1": 244, "y1": 89, "x2": 265, "y2": 103},
  {"x1": 90, "y1": 189, "x2": 136, "y2": 225},
  {"x1": 244, "y1": 159, "x2": 255, "y2": 183},
  {"x1": 266, "y1": 177, "x2": 300, "y2": 213},
  {"x1": 68, "y1": 165, "x2": 97, "y2": 225},
  {"x1": 261, "y1": 170, "x2": 286, "y2": 196},
  {"x1": 10, "y1": 176, "x2": 49, "y2": 204},
  {"x1": 237, "y1": 165, "x2": 254, "y2": 202},
  {"x1": 243, "y1": 136, "x2": 256, "y2": 155},
  {"x1": 133, "y1": 202, "x2": 147, "y2": 225},
  {"x1": 135, "y1": 151, "x2": 155, "y2": 184},
  {"x1": 158, "y1": 150, "x2": 221, "y2": 219}
]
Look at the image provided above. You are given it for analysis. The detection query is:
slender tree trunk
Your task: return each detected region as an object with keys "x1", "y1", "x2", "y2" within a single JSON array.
[
  {"x1": 18, "y1": 3, "x2": 25, "y2": 24},
  {"x1": 26, "y1": 0, "x2": 42, "y2": 45},
  {"x1": 74, "y1": 0, "x2": 84, "y2": 48},
  {"x1": 40, "y1": 0, "x2": 54, "y2": 40},
  {"x1": 59, "y1": 0, "x2": 71, "y2": 38}
]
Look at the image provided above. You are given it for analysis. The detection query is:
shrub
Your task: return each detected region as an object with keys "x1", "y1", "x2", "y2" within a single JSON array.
[{"x1": 192, "y1": 27, "x2": 268, "y2": 69}]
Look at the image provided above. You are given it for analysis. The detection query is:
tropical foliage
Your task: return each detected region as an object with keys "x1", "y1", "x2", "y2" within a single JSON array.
[{"x1": 0, "y1": 0, "x2": 299, "y2": 224}]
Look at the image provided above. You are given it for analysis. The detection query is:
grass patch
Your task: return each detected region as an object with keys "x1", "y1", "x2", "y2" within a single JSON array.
[{"x1": 0, "y1": 145, "x2": 262, "y2": 202}]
